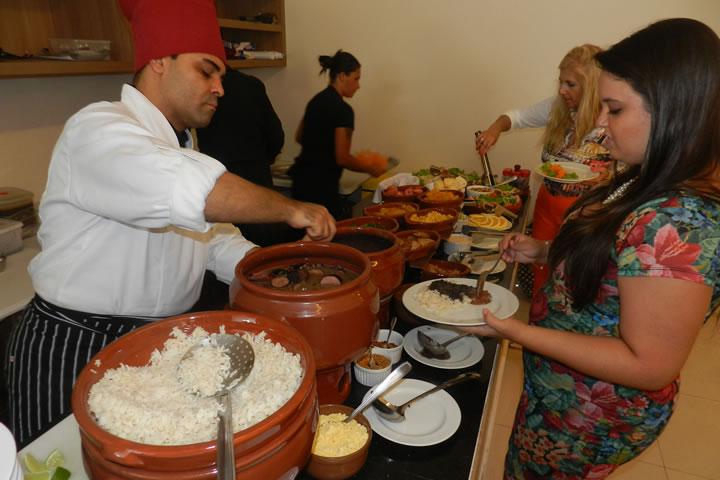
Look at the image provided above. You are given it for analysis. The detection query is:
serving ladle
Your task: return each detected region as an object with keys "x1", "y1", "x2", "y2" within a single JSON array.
[
  {"x1": 178, "y1": 334, "x2": 255, "y2": 480},
  {"x1": 416, "y1": 329, "x2": 475, "y2": 359},
  {"x1": 372, "y1": 372, "x2": 482, "y2": 422}
]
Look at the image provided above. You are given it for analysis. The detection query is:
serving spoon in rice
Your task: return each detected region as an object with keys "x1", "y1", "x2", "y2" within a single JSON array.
[{"x1": 178, "y1": 334, "x2": 255, "y2": 480}]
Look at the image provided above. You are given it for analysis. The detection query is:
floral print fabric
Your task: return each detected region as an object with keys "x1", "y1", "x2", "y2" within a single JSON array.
[{"x1": 505, "y1": 194, "x2": 720, "y2": 479}]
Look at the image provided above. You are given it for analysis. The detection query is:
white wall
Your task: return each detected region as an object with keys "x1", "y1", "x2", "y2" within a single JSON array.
[{"x1": 1, "y1": 0, "x2": 719, "y2": 201}]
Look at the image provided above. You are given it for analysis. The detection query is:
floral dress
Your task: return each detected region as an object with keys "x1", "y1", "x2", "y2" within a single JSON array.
[{"x1": 505, "y1": 194, "x2": 720, "y2": 479}]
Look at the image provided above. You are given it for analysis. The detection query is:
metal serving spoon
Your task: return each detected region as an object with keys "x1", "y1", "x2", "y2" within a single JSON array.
[
  {"x1": 372, "y1": 372, "x2": 482, "y2": 422},
  {"x1": 416, "y1": 329, "x2": 475, "y2": 359},
  {"x1": 344, "y1": 361, "x2": 412, "y2": 423},
  {"x1": 178, "y1": 334, "x2": 255, "y2": 480}
]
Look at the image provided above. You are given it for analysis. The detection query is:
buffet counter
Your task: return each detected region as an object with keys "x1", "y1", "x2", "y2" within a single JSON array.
[{"x1": 17, "y1": 189, "x2": 528, "y2": 480}]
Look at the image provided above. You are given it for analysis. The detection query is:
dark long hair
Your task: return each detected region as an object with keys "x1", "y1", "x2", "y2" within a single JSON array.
[
  {"x1": 550, "y1": 18, "x2": 720, "y2": 309},
  {"x1": 318, "y1": 50, "x2": 360, "y2": 81}
]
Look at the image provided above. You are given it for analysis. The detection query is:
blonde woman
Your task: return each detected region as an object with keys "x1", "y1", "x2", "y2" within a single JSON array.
[{"x1": 476, "y1": 44, "x2": 611, "y2": 295}]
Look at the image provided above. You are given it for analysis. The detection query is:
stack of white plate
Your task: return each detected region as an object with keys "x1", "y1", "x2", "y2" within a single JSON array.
[{"x1": 0, "y1": 422, "x2": 22, "y2": 480}]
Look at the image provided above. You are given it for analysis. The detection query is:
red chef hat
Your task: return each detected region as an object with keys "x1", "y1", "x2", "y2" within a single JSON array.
[{"x1": 119, "y1": 0, "x2": 226, "y2": 72}]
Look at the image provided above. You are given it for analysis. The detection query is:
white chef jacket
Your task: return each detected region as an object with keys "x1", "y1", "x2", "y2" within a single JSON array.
[
  {"x1": 29, "y1": 84, "x2": 257, "y2": 316},
  {"x1": 505, "y1": 96, "x2": 554, "y2": 130}
]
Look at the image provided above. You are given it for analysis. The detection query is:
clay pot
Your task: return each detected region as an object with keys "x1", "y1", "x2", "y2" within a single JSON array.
[
  {"x1": 332, "y1": 227, "x2": 405, "y2": 299},
  {"x1": 71, "y1": 311, "x2": 317, "y2": 480},
  {"x1": 305, "y1": 404, "x2": 372, "y2": 480},
  {"x1": 417, "y1": 189, "x2": 464, "y2": 210},
  {"x1": 336, "y1": 215, "x2": 399, "y2": 232},
  {"x1": 230, "y1": 242, "x2": 379, "y2": 404},
  {"x1": 363, "y1": 202, "x2": 418, "y2": 228},
  {"x1": 395, "y1": 229, "x2": 441, "y2": 265},
  {"x1": 404, "y1": 207, "x2": 459, "y2": 239},
  {"x1": 380, "y1": 184, "x2": 426, "y2": 203},
  {"x1": 420, "y1": 259, "x2": 472, "y2": 281}
]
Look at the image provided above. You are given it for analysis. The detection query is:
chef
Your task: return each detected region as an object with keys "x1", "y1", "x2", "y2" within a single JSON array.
[{"x1": 4, "y1": 0, "x2": 334, "y2": 447}]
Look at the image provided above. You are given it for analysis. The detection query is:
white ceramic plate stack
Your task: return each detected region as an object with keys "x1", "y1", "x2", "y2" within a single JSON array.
[{"x1": 0, "y1": 422, "x2": 22, "y2": 480}]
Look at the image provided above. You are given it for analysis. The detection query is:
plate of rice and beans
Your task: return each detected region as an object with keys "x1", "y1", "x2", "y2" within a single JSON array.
[{"x1": 402, "y1": 278, "x2": 519, "y2": 326}]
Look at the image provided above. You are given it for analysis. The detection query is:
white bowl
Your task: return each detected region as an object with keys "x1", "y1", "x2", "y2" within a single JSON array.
[
  {"x1": 443, "y1": 234, "x2": 472, "y2": 255},
  {"x1": 371, "y1": 329, "x2": 404, "y2": 364},
  {"x1": 0, "y1": 422, "x2": 18, "y2": 480},
  {"x1": 353, "y1": 354, "x2": 392, "y2": 387}
]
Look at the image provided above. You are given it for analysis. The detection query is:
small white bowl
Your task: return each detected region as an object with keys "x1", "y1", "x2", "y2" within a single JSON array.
[
  {"x1": 353, "y1": 353, "x2": 391, "y2": 387},
  {"x1": 444, "y1": 233, "x2": 472, "y2": 255},
  {"x1": 372, "y1": 329, "x2": 404, "y2": 364}
]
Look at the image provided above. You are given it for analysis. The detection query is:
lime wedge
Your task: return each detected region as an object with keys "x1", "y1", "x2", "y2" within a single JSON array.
[
  {"x1": 24, "y1": 472, "x2": 51, "y2": 480},
  {"x1": 51, "y1": 466, "x2": 72, "y2": 480},
  {"x1": 44, "y1": 448, "x2": 65, "y2": 469},
  {"x1": 22, "y1": 453, "x2": 48, "y2": 474}
]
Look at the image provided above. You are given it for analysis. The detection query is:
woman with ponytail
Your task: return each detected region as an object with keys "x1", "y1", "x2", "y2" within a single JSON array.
[
  {"x1": 466, "y1": 19, "x2": 720, "y2": 478},
  {"x1": 290, "y1": 50, "x2": 387, "y2": 219}
]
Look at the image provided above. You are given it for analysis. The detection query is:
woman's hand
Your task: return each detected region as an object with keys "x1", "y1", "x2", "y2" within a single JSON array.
[
  {"x1": 459, "y1": 309, "x2": 525, "y2": 339},
  {"x1": 500, "y1": 233, "x2": 548, "y2": 264},
  {"x1": 474, "y1": 115, "x2": 511, "y2": 155},
  {"x1": 287, "y1": 201, "x2": 336, "y2": 241}
]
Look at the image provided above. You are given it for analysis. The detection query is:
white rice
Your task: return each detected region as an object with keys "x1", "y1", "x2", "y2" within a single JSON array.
[
  {"x1": 88, "y1": 326, "x2": 303, "y2": 445},
  {"x1": 416, "y1": 288, "x2": 471, "y2": 313}
]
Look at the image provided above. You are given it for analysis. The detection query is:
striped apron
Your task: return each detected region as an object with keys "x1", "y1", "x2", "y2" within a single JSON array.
[{"x1": 3, "y1": 295, "x2": 155, "y2": 448}]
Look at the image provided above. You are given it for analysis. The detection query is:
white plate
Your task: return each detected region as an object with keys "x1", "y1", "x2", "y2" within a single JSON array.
[
  {"x1": 534, "y1": 161, "x2": 599, "y2": 184},
  {"x1": 471, "y1": 235, "x2": 501, "y2": 251},
  {"x1": 403, "y1": 326, "x2": 484, "y2": 369},
  {"x1": 402, "y1": 278, "x2": 519, "y2": 326},
  {"x1": 362, "y1": 378, "x2": 461, "y2": 446},
  {"x1": 455, "y1": 253, "x2": 507, "y2": 275},
  {"x1": 0, "y1": 423, "x2": 18, "y2": 480}
]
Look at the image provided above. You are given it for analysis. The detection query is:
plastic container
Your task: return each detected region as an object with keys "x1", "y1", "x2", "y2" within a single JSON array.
[
  {"x1": 49, "y1": 38, "x2": 111, "y2": 60},
  {"x1": 0, "y1": 219, "x2": 23, "y2": 256}
]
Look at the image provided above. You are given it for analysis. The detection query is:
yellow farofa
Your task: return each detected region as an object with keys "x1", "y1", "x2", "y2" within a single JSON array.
[
  {"x1": 311, "y1": 413, "x2": 368, "y2": 457},
  {"x1": 411, "y1": 211, "x2": 453, "y2": 223}
]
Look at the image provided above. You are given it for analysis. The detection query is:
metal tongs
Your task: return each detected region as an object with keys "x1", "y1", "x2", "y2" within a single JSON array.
[{"x1": 474, "y1": 130, "x2": 495, "y2": 186}]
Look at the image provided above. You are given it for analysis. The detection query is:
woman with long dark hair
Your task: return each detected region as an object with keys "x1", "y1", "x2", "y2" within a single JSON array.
[
  {"x1": 290, "y1": 50, "x2": 387, "y2": 219},
  {"x1": 466, "y1": 18, "x2": 720, "y2": 478}
]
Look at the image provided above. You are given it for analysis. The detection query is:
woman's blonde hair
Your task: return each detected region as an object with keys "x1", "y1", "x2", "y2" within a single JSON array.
[{"x1": 541, "y1": 44, "x2": 603, "y2": 153}]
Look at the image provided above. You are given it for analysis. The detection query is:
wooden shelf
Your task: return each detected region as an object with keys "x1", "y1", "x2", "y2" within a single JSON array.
[
  {"x1": 217, "y1": 18, "x2": 283, "y2": 32},
  {"x1": 0, "y1": 60, "x2": 133, "y2": 78},
  {"x1": 227, "y1": 58, "x2": 286, "y2": 69},
  {"x1": 0, "y1": 0, "x2": 286, "y2": 79}
]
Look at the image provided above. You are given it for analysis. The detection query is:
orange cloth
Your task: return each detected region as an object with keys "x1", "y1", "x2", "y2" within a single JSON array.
[{"x1": 531, "y1": 184, "x2": 579, "y2": 296}]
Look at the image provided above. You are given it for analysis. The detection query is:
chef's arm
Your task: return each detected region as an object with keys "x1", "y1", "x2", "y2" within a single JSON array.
[
  {"x1": 205, "y1": 172, "x2": 336, "y2": 240},
  {"x1": 334, "y1": 128, "x2": 386, "y2": 177}
]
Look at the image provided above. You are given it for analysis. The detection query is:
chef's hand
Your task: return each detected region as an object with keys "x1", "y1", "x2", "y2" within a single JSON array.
[
  {"x1": 459, "y1": 309, "x2": 524, "y2": 339},
  {"x1": 500, "y1": 233, "x2": 548, "y2": 264},
  {"x1": 287, "y1": 201, "x2": 336, "y2": 241}
]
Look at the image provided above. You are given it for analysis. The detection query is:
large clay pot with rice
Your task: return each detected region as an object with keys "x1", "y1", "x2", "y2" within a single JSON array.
[
  {"x1": 71, "y1": 311, "x2": 317, "y2": 480},
  {"x1": 230, "y1": 242, "x2": 379, "y2": 404}
]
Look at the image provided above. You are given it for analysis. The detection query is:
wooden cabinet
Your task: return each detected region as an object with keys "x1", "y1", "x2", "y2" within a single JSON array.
[{"x1": 0, "y1": 0, "x2": 285, "y2": 78}]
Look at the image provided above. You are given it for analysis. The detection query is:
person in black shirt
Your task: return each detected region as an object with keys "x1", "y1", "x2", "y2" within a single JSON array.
[
  {"x1": 289, "y1": 50, "x2": 387, "y2": 219},
  {"x1": 197, "y1": 69, "x2": 288, "y2": 247}
]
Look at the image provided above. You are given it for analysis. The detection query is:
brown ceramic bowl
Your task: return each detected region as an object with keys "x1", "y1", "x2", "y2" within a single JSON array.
[
  {"x1": 395, "y1": 229, "x2": 441, "y2": 264},
  {"x1": 381, "y1": 184, "x2": 427, "y2": 203},
  {"x1": 306, "y1": 404, "x2": 372, "y2": 480},
  {"x1": 71, "y1": 311, "x2": 317, "y2": 480},
  {"x1": 336, "y1": 215, "x2": 399, "y2": 232},
  {"x1": 363, "y1": 202, "x2": 419, "y2": 228},
  {"x1": 404, "y1": 207, "x2": 459, "y2": 239},
  {"x1": 332, "y1": 227, "x2": 405, "y2": 298},
  {"x1": 417, "y1": 189, "x2": 465, "y2": 210},
  {"x1": 230, "y1": 242, "x2": 379, "y2": 405},
  {"x1": 420, "y1": 259, "x2": 472, "y2": 281}
]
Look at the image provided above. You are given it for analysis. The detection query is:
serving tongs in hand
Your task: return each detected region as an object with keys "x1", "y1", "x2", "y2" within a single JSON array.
[{"x1": 474, "y1": 130, "x2": 495, "y2": 187}]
